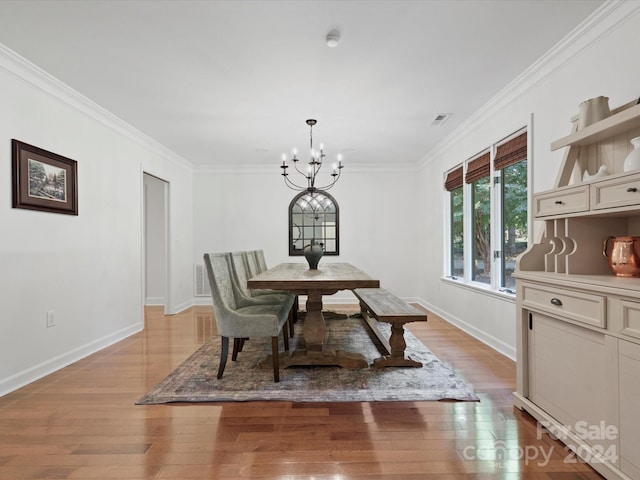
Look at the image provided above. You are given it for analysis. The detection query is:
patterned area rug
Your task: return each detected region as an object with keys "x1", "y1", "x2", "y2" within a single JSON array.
[{"x1": 137, "y1": 313, "x2": 478, "y2": 404}]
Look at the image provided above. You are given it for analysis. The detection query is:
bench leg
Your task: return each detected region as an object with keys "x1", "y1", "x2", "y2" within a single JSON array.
[{"x1": 373, "y1": 322, "x2": 422, "y2": 368}]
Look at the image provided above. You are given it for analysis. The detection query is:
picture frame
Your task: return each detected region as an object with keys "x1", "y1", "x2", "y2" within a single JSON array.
[{"x1": 12, "y1": 139, "x2": 78, "y2": 215}]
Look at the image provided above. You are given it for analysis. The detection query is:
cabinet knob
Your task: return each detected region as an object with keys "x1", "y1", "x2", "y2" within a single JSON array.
[
  {"x1": 626, "y1": 187, "x2": 638, "y2": 193},
  {"x1": 554, "y1": 200, "x2": 563, "y2": 205},
  {"x1": 550, "y1": 298, "x2": 563, "y2": 306}
]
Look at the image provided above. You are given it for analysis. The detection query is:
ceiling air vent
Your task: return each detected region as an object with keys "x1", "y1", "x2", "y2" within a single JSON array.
[{"x1": 430, "y1": 113, "x2": 451, "y2": 126}]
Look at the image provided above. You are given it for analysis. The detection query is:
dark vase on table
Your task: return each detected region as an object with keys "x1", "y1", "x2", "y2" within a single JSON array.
[{"x1": 303, "y1": 241, "x2": 323, "y2": 269}]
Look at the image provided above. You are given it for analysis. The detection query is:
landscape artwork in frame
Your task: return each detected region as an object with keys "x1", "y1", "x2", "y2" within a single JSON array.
[{"x1": 11, "y1": 140, "x2": 78, "y2": 215}]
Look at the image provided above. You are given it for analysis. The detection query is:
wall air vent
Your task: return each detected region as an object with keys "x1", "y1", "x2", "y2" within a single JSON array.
[
  {"x1": 194, "y1": 265, "x2": 211, "y2": 297},
  {"x1": 430, "y1": 113, "x2": 451, "y2": 126}
]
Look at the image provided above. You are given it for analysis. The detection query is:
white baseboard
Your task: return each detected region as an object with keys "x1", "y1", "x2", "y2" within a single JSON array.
[
  {"x1": 0, "y1": 322, "x2": 143, "y2": 398},
  {"x1": 191, "y1": 297, "x2": 212, "y2": 307},
  {"x1": 145, "y1": 297, "x2": 164, "y2": 306},
  {"x1": 413, "y1": 298, "x2": 517, "y2": 361},
  {"x1": 170, "y1": 299, "x2": 194, "y2": 315}
]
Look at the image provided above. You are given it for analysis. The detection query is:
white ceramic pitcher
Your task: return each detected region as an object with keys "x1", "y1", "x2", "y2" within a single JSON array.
[{"x1": 578, "y1": 96, "x2": 610, "y2": 130}]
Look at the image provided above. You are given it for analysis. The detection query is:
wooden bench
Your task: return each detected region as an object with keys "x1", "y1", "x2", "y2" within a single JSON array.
[{"x1": 353, "y1": 287, "x2": 428, "y2": 368}]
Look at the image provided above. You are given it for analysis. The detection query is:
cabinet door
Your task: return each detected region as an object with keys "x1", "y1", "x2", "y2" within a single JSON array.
[
  {"x1": 528, "y1": 313, "x2": 607, "y2": 433},
  {"x1": 619, "y1": 339, "x2": 640, "y2": 479}
]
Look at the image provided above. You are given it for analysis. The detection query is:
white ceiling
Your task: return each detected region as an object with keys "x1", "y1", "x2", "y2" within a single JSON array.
[{"x1": 0, "y1": 0, "x2": 604, "y2": 169}]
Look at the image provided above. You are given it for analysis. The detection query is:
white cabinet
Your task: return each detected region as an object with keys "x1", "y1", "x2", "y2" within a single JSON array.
[
  {"x1": 528, "y1": 312, "x2": 607, "y2": 430},
  {"x1": 618, "y1": 339, "x2": 640, "y2": 480},
  {"x1": 515, "y1": 99, "x2": 640, "y2": 480}
]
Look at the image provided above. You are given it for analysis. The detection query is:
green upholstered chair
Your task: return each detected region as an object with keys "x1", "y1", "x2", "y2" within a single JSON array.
[
  {"x1": 228, "y1": 251, "x2": 292, "y2": 306},
  {"x1": 250, "y1": 249, "x2": 299, "y2": 329},
  {"x1": 254, "y1": 249, "x2": 269, "y2": 273},
  {"x1": 203, "y1": 252, "x2": 290, "y2": 382},
  {"x1": 227, "y1": 251, "x2": 295, "y2": 338}
]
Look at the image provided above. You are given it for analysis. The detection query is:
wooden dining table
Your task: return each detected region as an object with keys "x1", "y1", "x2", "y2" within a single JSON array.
[{"x1": 247, "y1": 262, "x2": 380, "y2": 368}]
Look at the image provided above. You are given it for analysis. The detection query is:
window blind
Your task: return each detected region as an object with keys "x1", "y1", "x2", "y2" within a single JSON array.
[
  {"x1": 494, "y1": 132, "x2": 527, "y2": 171},
  {"x1": 465, "y1": 152, "x2": 490, "y2": 184},
  {"x1": 444, "y1": 166, "x2": 463, "y2": 191}
]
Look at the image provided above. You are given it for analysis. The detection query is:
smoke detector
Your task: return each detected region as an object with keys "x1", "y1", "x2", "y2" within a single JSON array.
[{"x1": 326, "y1": 30, "x2": 341, "y2": 48}]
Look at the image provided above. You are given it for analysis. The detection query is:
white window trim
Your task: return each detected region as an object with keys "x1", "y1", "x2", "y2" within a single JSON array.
[{"x1": 443, "y1": 115, "x2": 533, "y2": 298}]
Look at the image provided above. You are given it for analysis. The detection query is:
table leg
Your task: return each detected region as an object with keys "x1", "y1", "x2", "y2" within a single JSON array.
[
  {"x1": 303, "y1": 290, "x2": 325, "y2": 352},
  {"x1": 258, "y1": 288, "x2": 368, "y2": 370}
]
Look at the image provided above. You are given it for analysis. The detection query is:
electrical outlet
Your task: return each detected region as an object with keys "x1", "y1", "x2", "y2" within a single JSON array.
[{"x1": 46, "y1": 310, "x2": 56, "y2": 328}]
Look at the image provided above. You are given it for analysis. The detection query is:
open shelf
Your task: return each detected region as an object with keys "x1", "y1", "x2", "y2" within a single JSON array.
[{"x1": 551, "y1": 102, "x2": 640, "y2": 151}]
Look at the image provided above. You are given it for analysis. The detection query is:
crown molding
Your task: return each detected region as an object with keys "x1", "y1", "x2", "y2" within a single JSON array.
[
  {"x1": 417, "y1": 0, "x2": 638, "y2": 171},
  {"x1": 0, "y1": 43, "x2": 193, "y2": 172}
]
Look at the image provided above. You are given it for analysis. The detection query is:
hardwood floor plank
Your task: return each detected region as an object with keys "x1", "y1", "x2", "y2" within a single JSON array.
[{"x1": 0, "y1": 305, "x2": 604, "y2": 479}]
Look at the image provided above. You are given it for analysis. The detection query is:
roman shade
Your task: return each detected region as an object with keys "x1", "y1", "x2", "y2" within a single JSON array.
[
  {"x1": 465, "y1": 152, "x2": 490, "y2": 184},
  {"x1": 494, "y1": 132, "x2": 527, "y2": 171},
  {"x1": 444, "y1": 166, "x2": 463, "y2": 191}
]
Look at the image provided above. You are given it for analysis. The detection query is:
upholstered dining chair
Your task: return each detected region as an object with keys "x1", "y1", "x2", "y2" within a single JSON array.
[
  {"x1": 227, "y1": 251, "x2": 295, "y2": 338},
  {"x1": 254, "y1": 249, "x2": 269, "y2": 273},
  {"x1": 229, "y1": 251, "x2": 291, "y2": 305},
  {"x1": 244, "y1": 250, "x2": 299, "y2": 337},
  {"x1": 203, "y1": 252, "x2": 290, "y2": 382},
  {"x1": 250, "y1": 249, "x2": 299, "y2": 328}
]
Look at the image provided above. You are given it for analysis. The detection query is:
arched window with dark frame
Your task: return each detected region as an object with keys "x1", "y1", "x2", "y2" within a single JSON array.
[{"x1": 289, "y1": 190, "x2": 339, "y2": 256}]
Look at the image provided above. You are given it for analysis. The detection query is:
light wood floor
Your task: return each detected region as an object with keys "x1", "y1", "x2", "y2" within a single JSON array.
[{"x1": 0, "y1": 305, "x2": 603, "y2": 480}]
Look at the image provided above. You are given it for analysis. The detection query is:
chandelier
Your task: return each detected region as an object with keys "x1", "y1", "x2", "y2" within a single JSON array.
[{"x1": 280, "y1": 119, "x2": 343, "y2": 192}]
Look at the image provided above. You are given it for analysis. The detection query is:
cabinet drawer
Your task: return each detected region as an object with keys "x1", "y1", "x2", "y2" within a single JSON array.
[
  {"x1": 591, "y1": 172, "x2": 640, "y2": 210},
  {"x1": 608, "y1": 298, "x2": 640, "y2": 340},
  {"x1": 522, "y1": 283, "x2": 606, "y2": 328},
  {"x1": 534, "y1": 185, "x2": 589, "y2": 217}
]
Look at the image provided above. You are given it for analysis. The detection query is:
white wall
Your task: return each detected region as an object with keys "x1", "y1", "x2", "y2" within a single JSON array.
[
  {"x1": 416, "y1": 3, "x2": 640, "y2": 359},
  {"x1": 0, "y1": 46, "x2": 194, "y2": 396},
  {"x1": 192, "y1": 166, "x2": 422, "y2": 304}
]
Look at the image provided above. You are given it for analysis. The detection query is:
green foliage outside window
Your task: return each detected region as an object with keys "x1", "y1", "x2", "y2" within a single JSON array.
[
  {"x1": 502, "y1": 160, "x2": 528, "y2": 288},
  {"x1": 450, "y1": 187, "x2": 464, "y2": 277},
  {"x1": 472, "y1": 176, "x2": 491, "y2": 284}
]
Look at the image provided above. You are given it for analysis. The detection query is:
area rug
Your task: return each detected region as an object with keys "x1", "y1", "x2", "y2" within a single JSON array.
[{"x1": 137, "y1": 312, "x2": 478, "y2": 404}]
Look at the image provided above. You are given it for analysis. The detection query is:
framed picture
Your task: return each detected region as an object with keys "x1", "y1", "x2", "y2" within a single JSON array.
[{"x1": 12, "y1": 140, "x2": 78, "y2": 215}]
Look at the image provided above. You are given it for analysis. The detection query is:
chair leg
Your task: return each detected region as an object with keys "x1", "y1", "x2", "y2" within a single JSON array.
[
  {"x1": 283, "y1": 324, "x2": 289, "y2": 352},
  {"x1": 217, "y1": 336, "x2": 229, "y2": 379},
  {"x1": 293, "y1": 296, "x2": 299, "y2": 323},
  {"x1": 271, "y1": 336, "x2": 280, "y2": 382},
  {"x1": 231, "y1": 338, "x2": 242, "y2": 361},
  {"x1": 288, "y1": 308, "x2": 295, "y2": 338},
  {"x1": 238, "y1": 338, "x2": 247, "y2": 352}
]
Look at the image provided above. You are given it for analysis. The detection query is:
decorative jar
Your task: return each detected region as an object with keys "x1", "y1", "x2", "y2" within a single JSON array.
[
  {"x1": 623, "y1": 136, "x2": 640, "y2": 172},
  {"x1": 577, "y1": 96, "x2": 610, "y2": 130},
  {"x1": 303, "y1": 241, "x2": 323, "y2": 270}
]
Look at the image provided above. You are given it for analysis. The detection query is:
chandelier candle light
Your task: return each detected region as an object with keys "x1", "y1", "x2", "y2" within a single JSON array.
[{"x1": 280, "y1": 119, "x2": 343, "y2": 192}]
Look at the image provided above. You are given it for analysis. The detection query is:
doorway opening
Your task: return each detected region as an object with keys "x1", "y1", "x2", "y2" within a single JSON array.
[{"x1": 143, "y1": 173, "x2": 169, "y2": 314}]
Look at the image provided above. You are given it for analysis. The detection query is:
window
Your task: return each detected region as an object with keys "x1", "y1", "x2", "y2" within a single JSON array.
[
  {"x1": 466, "y1": 152, "x2": 491, "y2": 285},
  {"x1": 444, "y1": 130, "x2": 528, "y2": 293},
  {"x1": 445, "y1": 167, "x2": 463, "y2": 278},
  {"x1": 495, "y1": 132, "x2": 528, "y2": 289},
  {"x1": 289, "y1": 190, "x2": 339, "y2": 255}
]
